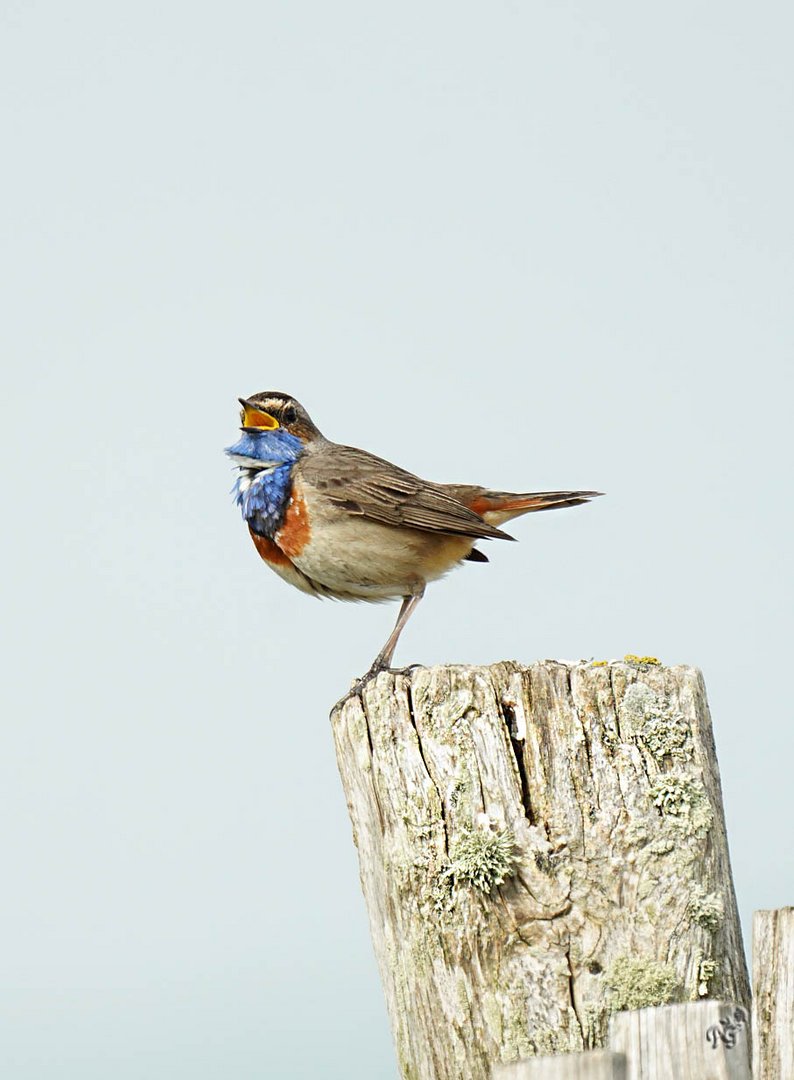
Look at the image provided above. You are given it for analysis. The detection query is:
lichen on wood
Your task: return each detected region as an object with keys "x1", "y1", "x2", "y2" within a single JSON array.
[
  {"x1": 603, "y1": 957, "x2": 680, "y2": 1012},
  {"x1": 331, "y1": 660, "x2": 749, "y2": 1080}
]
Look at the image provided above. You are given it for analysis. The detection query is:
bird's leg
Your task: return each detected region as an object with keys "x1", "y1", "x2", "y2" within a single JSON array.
[{"x1": 363, "y1": 584, "x2": 426, "y2": 680}]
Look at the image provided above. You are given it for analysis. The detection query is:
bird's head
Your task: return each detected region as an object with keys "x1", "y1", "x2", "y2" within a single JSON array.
[{"x1": 225, "y1": 392, "x2": 321, "y2": 469}]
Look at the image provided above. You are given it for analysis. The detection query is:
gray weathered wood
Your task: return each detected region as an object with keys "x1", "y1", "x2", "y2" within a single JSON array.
[
  {"x1": 331, "y1": 660, "x2": 749, "y2": 1080},
  {"x1": 493, "y1": 1049, "x2": 627, "y2": 1079},
  {"x1": 752, "y1": 907, "x2": 794, "y2": 1080},
  {"x1": 609, "y1": 1001, "x2": 750, "y2": 1079}
]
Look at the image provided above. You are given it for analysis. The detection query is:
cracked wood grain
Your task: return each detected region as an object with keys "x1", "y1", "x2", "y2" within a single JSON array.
[
  {"x1": 752, "y1": 907, "x2": 794, "y2": 1080},
  {"x1": 330, "y1": 660, "x2": 749, "y2": 1080}
]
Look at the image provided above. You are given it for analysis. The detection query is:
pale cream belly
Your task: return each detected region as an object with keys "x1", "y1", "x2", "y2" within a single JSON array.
[{"x1": 289, "y1": 516, "x2": 475, "y2": 600}]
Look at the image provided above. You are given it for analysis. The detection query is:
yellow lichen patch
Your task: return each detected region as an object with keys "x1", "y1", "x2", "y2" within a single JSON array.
[
  {"x1": 591, "y1": 660, "x2": 608, "y2": 667},
  {"x1": 624, "y1": 654, "x2": 662, "y2": 666}
]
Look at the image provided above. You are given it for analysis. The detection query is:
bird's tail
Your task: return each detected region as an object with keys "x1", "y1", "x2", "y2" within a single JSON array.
[{"x1": 466, "y1": 489, "x2": 603, "y2": 526}]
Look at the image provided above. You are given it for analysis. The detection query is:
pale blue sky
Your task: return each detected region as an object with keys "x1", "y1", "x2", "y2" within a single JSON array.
[{"x1": 1, "y1": 2, "x2": 792, "y2": 1077}]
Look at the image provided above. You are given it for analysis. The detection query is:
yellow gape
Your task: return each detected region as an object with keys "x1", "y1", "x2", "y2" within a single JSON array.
[{"x1": 240, "y1": 404, "x2": 279, "y2": 431}]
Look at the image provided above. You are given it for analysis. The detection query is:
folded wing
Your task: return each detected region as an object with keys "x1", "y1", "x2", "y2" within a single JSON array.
[{"x1": 300, "y1": 445, "x2": 515, "y2": 541}]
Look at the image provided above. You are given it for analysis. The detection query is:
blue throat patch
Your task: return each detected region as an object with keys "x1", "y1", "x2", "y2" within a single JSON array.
[{"x1": 225, "y1": 429, "x2": 305, "y2": 538}]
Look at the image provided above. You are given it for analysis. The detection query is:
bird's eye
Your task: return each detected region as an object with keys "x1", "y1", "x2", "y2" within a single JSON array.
[{"x1": 282, "y1": 405, "x2": 297, "y2": 425}]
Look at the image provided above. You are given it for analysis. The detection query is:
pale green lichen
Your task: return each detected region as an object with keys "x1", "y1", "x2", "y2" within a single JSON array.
[
  {"x1": 530, "y1": 1024, "x2": 566, "y2": 1057},
  {"x1": 582, "y1": 1005, "x2": 609, "y2": 1048},
  {"x1": 491, "y1": 974, "x2": 584, "y2": 1061},
  {"x1": 697, "y1": 957, "x2": 718, "y2": 998},
  {"x1": 687, "y1": 886, "x2": 724, "y2": 932},
  {"x1": 650, "y1": 771, "x2": 713, "y2": 839},
  {"x1": 501, "y1": 997, "x2": 534, "y2": 1060},
  {"x1": 605, "y1": 956, "x2": 680, "y2": 1011},
  {"x1": 642, "y1": 712, "x2": 689, "y2": 760},
  {"x1": 445, "y1": 825, "x2": 518, "y2": 893},
  {"x1": 620, "y1": 683, "x2": 689, "y2": 760},
  {"x1": 490, "y1": 973, "x2": 536, "y2": 1061},
  {"x1": 421, "y1": 687, "x2": 476, "y2": 744},
  {"x1": 625, "y1": 820, "x2": 649, "y2": 847},
  {"x1": 649, "y1": 833, "x2": 676, "y2": 856}
]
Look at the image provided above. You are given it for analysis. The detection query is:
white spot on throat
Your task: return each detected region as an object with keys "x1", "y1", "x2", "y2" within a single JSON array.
[{"x1": 227, "y1": 453, "x2": 283, "y2": 471}]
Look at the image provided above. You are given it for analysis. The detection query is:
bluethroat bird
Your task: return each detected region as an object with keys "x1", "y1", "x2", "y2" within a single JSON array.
[{"x1": 226, "y1": 393, "x2": 601, "y2": 680}]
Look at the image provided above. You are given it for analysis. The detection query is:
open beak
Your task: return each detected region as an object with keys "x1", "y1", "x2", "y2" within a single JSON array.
[{"x1": 239, "y1": 398, "x2": 280, "y2": 431}]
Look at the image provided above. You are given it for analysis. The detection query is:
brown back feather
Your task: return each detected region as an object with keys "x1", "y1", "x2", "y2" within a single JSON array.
[{"x1": 300, "y1": 445, "x2": 515, "y2": 540}]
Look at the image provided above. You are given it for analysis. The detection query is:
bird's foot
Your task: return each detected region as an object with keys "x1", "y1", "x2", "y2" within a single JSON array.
[
  {"x1": 343, "y1": 653, "x2": 416, "y2": 700},
  {"x1": 347, "y1": 660, "x2": 389, "y2": 699},
  {"x1": 338, "y1": 659, "x2": 424, "y2": 707}
]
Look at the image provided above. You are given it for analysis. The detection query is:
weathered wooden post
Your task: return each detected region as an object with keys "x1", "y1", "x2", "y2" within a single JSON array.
[
  {"x1": 331, "y1": 659, "x2": 749, "y2": 1080},
  {"x1": 609, "y1": 1000, "x2": 750, "y2": 1079},
  {"x1": 494, "y1": 1049, "x2": 627, "y2": 1079},
  {"x1": 753, "y1": 907, "x2": 794, "y2": 1079}
]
